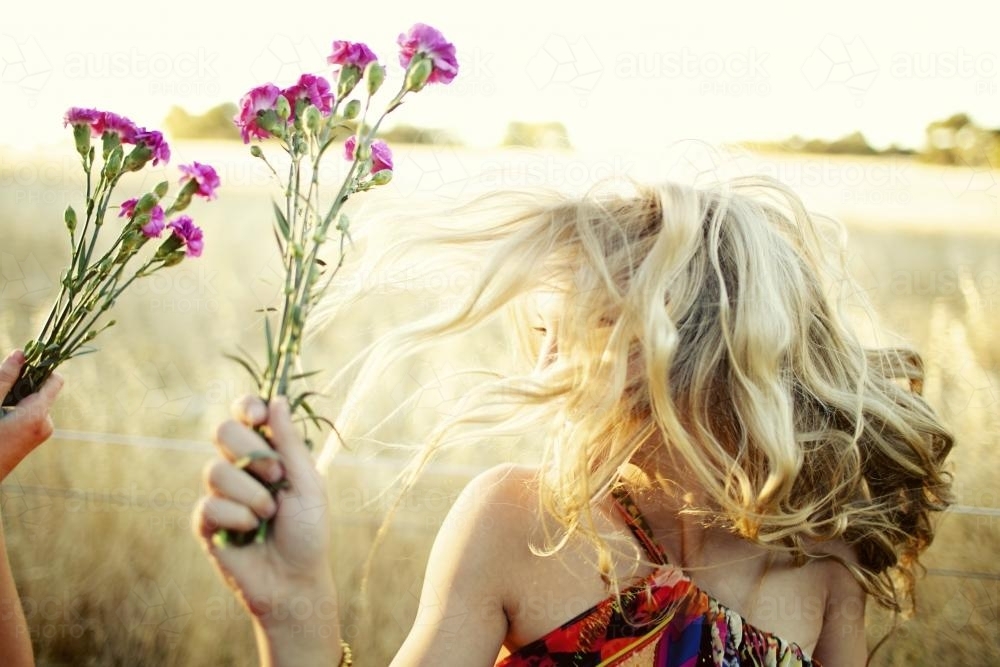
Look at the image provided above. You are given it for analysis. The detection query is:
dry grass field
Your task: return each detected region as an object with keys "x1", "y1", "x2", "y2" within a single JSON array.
[{"x1": 0, "y1": 142, "x2": 997, "y2": 665}]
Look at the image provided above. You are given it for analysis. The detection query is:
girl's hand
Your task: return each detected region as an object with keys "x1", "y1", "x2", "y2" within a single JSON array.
[
  {"x1": 0, "y1": 349, "x2": 64, "y2": 482},
  {"x1": 193, "y1": 395, "x2": 342, "y2": 666}
]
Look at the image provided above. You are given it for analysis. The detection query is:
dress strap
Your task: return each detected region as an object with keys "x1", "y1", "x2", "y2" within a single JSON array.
[{"x1": 610, "y1": 485, "x2": 670, "y2": 566}]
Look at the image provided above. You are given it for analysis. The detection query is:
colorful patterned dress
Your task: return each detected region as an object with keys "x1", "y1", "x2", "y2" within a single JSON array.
[{"x1": 495, "y1": 487, "x2": 821, "y2": 667}]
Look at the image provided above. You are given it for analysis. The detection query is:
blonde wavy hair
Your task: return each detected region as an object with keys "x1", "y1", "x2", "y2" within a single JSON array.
[{"x1": 318, "y1": 174, "x2": 953, "y2": 617}]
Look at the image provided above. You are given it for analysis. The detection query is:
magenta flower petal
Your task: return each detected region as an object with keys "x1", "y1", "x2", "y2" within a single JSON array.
[
  {"x1": 141, "y1": 206, "x2": 165, "y2": 238},
  {"x1": 344, "y1": 136, "x2": 393, "y2": 175},
  {"x1": 119, "y1": 198, "x2": 138, "y2": 219},
  {"x1": 234, "y1": 83, "x2": 282, "y2": 143},
  {"x1": 179, "y1": 161, "x2": 221, "y2": 200},
  {"x1": 282, "y1": 74, "x2": 334, "y2": 116},
  {"x1": 370, "y1": 140, "x2": 393, "y2": 173},
  {"x1": 167, "y1": 215, "x2": 204, "y2": 257},
  {"x1": 93, "y1": 111, "x2": 139, "y2": 143},
  {"x1": 135, "y1": 128, "x2": 171, "y2": 165},
  {"x1": 327, "y1": 41, "x2": 378, "y2": 69},
  {"x1": 64, "y1": 107, "x2": 101, "y2": 128},
  {"x1": 397, "y1": 23, "x2": 458, "y2": 84}
]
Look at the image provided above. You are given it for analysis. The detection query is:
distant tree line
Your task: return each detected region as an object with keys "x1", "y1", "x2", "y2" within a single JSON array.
[
  {"x1": 163, "y1": 104, "x2": 572, "y2": 150},
  {"x1": 745, "y1": 113, "x2": 1000, "y2": 167}
]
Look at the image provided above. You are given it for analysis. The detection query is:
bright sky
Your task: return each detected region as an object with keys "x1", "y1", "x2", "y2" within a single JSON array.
[{"x1": 2, "y1": 0, "x2": 999, "y2": 152}]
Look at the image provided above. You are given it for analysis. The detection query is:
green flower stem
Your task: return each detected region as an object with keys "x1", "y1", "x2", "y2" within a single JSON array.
[
  {"x1": 43, "y1": 167, "x2": 108, "y2": 354},
  {"x1": 57, "y1": 259, "x2": 157, "y2": 358}
]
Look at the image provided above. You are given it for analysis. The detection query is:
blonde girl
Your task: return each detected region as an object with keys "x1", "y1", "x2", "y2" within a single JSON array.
[{"x1": 193, "y1": 176, "x2": 952, "y2": 666}]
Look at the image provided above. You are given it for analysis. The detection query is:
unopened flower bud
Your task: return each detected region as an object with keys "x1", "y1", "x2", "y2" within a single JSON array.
[
  {"x1": 365, "y1": 62, "x2": 385, "y2": 96},
  {"x1": 371, "y1": 169, "x2": 393, "y2": 186},
  {"x1": 404, "y1": 58, "x2": 433, "y2": 93},
  {"x1": 154, "y1": 181, "x2": 169, "y2": 198},
  {"x1": 103, "y1": 146, "x2": 124, "y2": 179},
  {"x1": 304, "y1": 105, "x2": 322, "y2": 134},
  {"x1": 344, "y1": 99, "x2": 361, "y2": 120},
  {"x1": 64, "y1": 205, "x2": 77, "y2": 233},
  {"x1": 250, "y1": 145, "x2": 264, "y2": 158},
  {"x1": 275, "y1": 95, "x2": 292, "y2": 121}
]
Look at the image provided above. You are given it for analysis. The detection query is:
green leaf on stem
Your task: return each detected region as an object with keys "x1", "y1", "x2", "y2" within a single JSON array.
[
  {"x1": 272, "y1": 224, "x2": 286, "y2": 255},
  {"x1": 224, "y1": 352, "x2": 263, "y2": 389},
  {"x1": 299, "y1": 399, "x2": 335, "y2": 434},
  {"x1": 272, "y1": 201, "x2": 290, "y2": 240},
  {"x1": 264, "y1": 316, "x2": 276, "y2": 373},
  {"x1": 289, "y1": 369, "x2": 322, "y2": 381}
]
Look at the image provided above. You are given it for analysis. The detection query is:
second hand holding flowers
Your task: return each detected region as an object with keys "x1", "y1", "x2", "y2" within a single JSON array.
[{"x1": 220, "y1": 24, "x2": 459, "y2": 546}]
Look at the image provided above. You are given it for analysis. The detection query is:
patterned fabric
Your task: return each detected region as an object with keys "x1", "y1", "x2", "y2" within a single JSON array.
[{"x1": 495, "y1": 487, "x2": 821, "y2": 667}]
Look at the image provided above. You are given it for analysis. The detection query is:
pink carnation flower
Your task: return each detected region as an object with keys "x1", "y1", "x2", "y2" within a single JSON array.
[
  {"x1": 64, "y1": 107, "x2": 101, "y2": 128},
  {"x1": 167, "y1": 216, "x2": 204, "y2": 258},
  {"x1": 179, "y1": 162, "x2": 221, "y2": 200},
  {"x1": 327, "y1": 41, "x2": 378, "y2": 69},
  {"x1": 135, "y1": 128, "x2": 171, "y2": 165},
  {"x1": 282, "y1": 74, "x2": 334, "y2": 116},
  {"x1": 370, "y1": 140, "x2": 393, "y2": 173},
  {"x1": 397, "y1": 23, "x2": 458, "y2": 85},
  {"x1": 93, "y1": 111, "x2": 139, "y2": 143},
  {"x1": 119, "y1": 198, "x2": 138, "y2": 219},
  {"x1": 235, "y1": 84, "x2": 282, "y2": 143},
  {"x1": 141, "y1": 206, "x2": 166, "y2": 238},
  {"x1": 344, "y1": 136, "x2": 393, "y2": 174}
]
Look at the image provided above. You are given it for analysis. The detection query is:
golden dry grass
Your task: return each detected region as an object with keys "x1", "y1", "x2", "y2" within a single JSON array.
[{"x1": 0, "y1": 144, "x2": 997, "y2": 665}]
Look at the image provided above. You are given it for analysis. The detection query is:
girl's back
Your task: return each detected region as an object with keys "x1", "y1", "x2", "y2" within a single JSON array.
[{"x1": 440, "y1": 464, "x2": 864, "y2": 666}]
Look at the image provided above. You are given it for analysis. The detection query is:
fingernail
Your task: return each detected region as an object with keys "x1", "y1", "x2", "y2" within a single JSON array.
[
  {"x1": 251, "y1": 404, "x2": 266, "y2": 422},
  {"x1": 268, "y1": 462, "x2": 284, "y2": 484},
  {"x1": 263, "y1": 498, "x2": 278, "y2": 519}
]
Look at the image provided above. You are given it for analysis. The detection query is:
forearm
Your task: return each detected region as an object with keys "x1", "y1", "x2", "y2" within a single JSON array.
[
  {"x1": 250, "y1": 582, "x2": 345, "y2": 667},
  {"x1": 0, "y1": 518, "x2": 34, "y2": 667}
]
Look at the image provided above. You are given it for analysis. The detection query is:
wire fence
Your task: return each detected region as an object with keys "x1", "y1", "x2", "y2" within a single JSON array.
[{"x1": 3, "y1": 427, "x2": 997, "y2": 584}]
